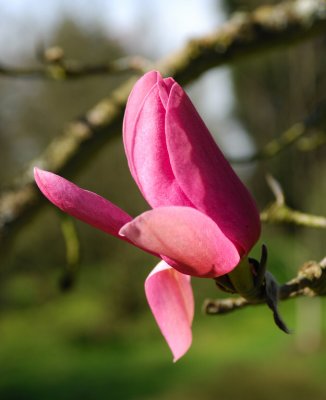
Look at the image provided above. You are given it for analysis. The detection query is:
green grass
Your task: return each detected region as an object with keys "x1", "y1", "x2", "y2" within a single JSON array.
[{"x1": 1, "y1": 267, "x2": 326, "y2": 400}]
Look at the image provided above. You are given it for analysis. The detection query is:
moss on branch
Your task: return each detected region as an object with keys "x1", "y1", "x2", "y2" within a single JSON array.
[{"x1": 160, "y1": 0, "x2": 326, "y2": 83}]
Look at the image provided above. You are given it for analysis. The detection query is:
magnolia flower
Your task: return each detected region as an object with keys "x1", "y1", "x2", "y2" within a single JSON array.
[{"x1": 34, "y1": 70, "x2": 261, "y2": 361}]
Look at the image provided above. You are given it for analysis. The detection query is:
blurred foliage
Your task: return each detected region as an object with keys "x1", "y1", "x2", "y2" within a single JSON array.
[
  {"x1": 229, "y1": 28, "x2": 326, "y2": 267},
  {"x1": 1, "y1": 266, "x2": 326, "y2": 400},
  {"x1": 0, "y1": 1, "x2": 325, "y2": 399},
  {"x1": 0, "y1": 19, "x2": 126, "y2": 184},
  {"x1": 223, "y1": 0, "x2": 280, "y2": 13}
]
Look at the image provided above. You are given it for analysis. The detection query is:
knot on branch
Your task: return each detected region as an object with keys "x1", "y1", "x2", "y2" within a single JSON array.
[
  {"x1": 283, "y1": 258, "x2": 326, "y2": 297},
  {"x1": 203, "y1": 257, "x2": 326, "y2": 325},
  {"x1": 301, "y1": 259, "x2": 326, "y2": 295},
  {"x1": 214, "y1": 245, "x2": 290, "y2": 333}
]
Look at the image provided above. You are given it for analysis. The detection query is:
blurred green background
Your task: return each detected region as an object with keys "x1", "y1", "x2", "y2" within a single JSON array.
[{"x1": 0, "y1": 0, "x2": 325, "y2": 399}]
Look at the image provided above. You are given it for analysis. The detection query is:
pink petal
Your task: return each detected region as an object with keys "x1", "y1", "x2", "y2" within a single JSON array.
[
  {"x1": 120, "y1": 206, "x2": 240, "y2": 278},
  {"x1": 123, "y1": 71, "x2": 192, "y2": 208},
  {"x1": 34, "y1": 168, "x2": 132, "y2": 238},
  {"x1": 123, "y1": 71, "x2": 260, "y2": 255},
  {"x1": 145, "y1": 261, "x2": 194, "y2": 362},
  {"x1": 165, "y1": 83, "x2": 261, "y2": 255},
  {"x1": 123, "y1": 71, "x2": 160, "y2": 182}
]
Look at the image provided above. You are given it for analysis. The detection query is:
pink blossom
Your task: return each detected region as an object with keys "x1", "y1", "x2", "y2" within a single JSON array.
[{"x1": 34, "y1": 70, "x2": 260, "y2": 361}]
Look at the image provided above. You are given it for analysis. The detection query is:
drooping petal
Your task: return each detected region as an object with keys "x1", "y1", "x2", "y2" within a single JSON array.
[
  {"x1": 165, "y1": 83, "x2": 261, "y2": 254},
  {"x1": 34, "y1": 168, "x2": 132, "y2": 238},
  {"x1": 120, "y1": 206, "x2": 240, "y2": 278},
  {"x1": 123, "y1": 71, "x2": 193, "y2": 207},
  {"x1": 145, "y1": 261, "x2": 194, "y2": 362}
]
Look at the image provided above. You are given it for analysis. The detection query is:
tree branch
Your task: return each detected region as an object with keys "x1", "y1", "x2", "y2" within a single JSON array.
[
  {"x1": 203, "y1": 257, "x2": 326, "y2": 315},
  {"x1": 0, "y1": 53, "x2": 152, "y2": 80},
  {"x1": 261, "y1": 175, "x2": 326, "y2": 228},
  {"x1": 160, "y1": 0, "x2": 326, "y2": 82},
  {"x1": 1, "y1": 1, "x2": 326, "y2": 83},
  {"x1": 228, "y1": 99, "x2": 326, "y2": 164},
  {"x1": 1, "y1": 0, "x2": 326, "y2": 248}
]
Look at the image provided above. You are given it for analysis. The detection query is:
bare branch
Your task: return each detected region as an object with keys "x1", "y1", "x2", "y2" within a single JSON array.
[
  {"x1": 0, "y1": 55, "x2": 152, "y2": 80},
  {"x1": 261, "y1": 204, "x2": 326, "y2": 228},
  {"x1": 1, "y1": 1, "x2": 325, "y2": 83},
  {"x1": 160, "y1": 0, "x2": 326, "y2": 82},
  {"x1": 228, "y1": 99, "x2": 326, "y2": 164},
  {"x1": 1, "y1": 0, "x2": 326, "y2": 248},
  {"x1": 265, "y1": 174, "x2": 285, "y2": 206},
  {"x1": 261, "y1": 175, "x2": 326, "y2": 228},
  {"x1": 204, "y1": 257, "x2": 326, "y2": 315}
]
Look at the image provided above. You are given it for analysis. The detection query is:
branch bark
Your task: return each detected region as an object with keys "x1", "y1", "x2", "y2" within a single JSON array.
[
  {"x1": 204, "y1": 257, "x2": 326, "y2": 315},
  {"x1": 1, "y1": 1, "x2": 326, "y2": 83},
  {"x1": 228, "y1": 99, "x2": 326, "y2": 164},
  {"x1": 0, "y1": 55, "x2": 151, "y2": 80},
  {"x1": 1, "y1": 0, "x2": 326, "y2": 248},
  {"x1": 160, "y1": 0, "x2": 326, "y2": 82},
  {"x1": 261, "y1": 175, "x2": 326, "y2": 228}
]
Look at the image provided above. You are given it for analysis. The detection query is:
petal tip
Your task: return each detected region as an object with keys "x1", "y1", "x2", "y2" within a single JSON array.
[
  {"x1": 33, "y1": 166, "x2": 42, "y2": 183},
  {"x1": 118, "y1": 227, "x2": 126, "y2": 238},
  {"x1": 34, "y1": 167, "x2": 50, "y2": 195},
  {"x1": 34, "y1": 167, "x2": 52, "y2": 190},
  {"x1": 172, "y1": 336, "x2": 192, "y2": 363},
  {"x1": 145, "y1": 262, "x2": 194, "y2": 363},
  {"x1": 119, "y1": 219, "x2": 142, "y2": 241},
  {"x1": 118, "y1": 222, "x2": 130, "y2": 238}
]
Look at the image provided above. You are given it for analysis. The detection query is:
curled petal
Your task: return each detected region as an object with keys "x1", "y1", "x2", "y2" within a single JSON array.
[
  {"x1": 120, "y1": 206, "x2": 240, "y2": 278},
  {"x1": 145, "y1": 261, "x2": 194, "y2": 362},
  {"x1": 34, "y1": 168, "x2": 132, "y2": 238},
  {"x1": 123, "y1": 71, "x2": 260, "y2": 255},
  {"x1": 123, "y1": 70, "x2": 160, "y2": 181},
  {"x1": 123, "y1": 71, "x2": 192, "y2": 208},
  {"x1": 165, "y1": 83, "x2": 261, "y2": 254}
]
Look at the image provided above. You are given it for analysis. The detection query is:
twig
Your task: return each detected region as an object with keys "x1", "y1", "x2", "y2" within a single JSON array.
[
  {"x1": 160, "y1": 0, "x2": 326, "y2": 82},
  {"x1": 0, "y1": 54, "x2": 152, "y2": 80},
  {"x1": 204, "y1": 257, "x2": 326, "y2": 315},
  {"x1": 59, "y1": 215, "x2": 80, "y2": 291},
  {"x1": 297, "y1": 130, "x2": 326, "y2": 151},
  {"x1": 1, "y1": 0, "x2": 326, "y2": 248},
  {"x1": 261, "y1": 175, "x2": 326, "y2": 228},
  {"x1": 261, "y1": 204, "x2": 326, "y2": 228},
  {"x1": 2, "y1": 1, "x2": 326, "y2": 82},
  {"x1": 228, "y1": 99, "x2": 326, "y2": 164}
]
